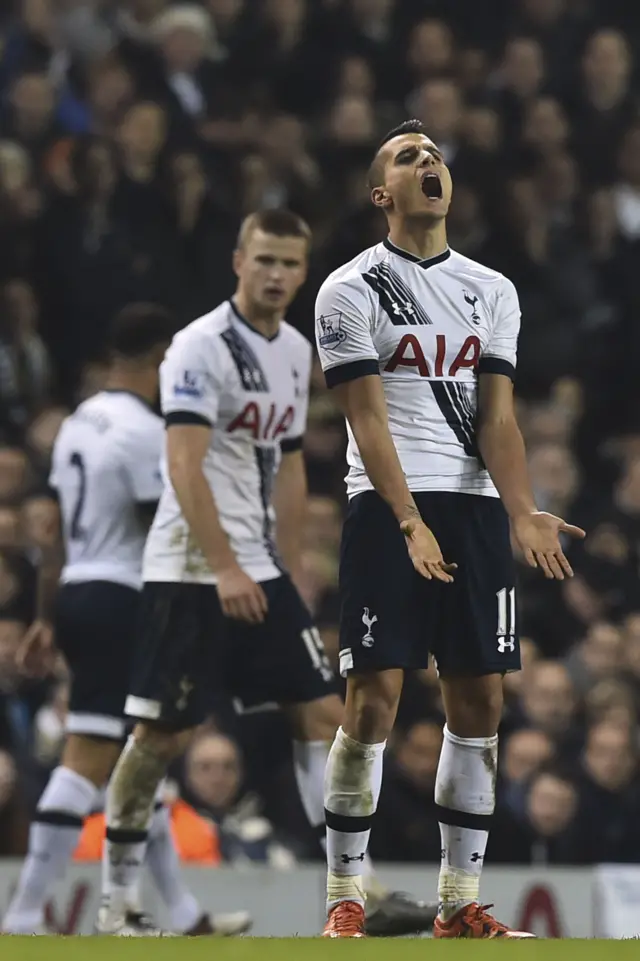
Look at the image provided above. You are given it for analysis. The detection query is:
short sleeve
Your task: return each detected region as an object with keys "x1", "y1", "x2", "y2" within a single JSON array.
[
  {"x1": 281, "y1": 339, "x2": 312, "y2": 453},
  {"x1": 160, "y1": 330, "x2": 227, "y2": 426},
  {"x1": 315, "y1": 277, "x2": 379, "y2": 388},
  {"x1": 123, "y1": 417, "x2": 164, "y2": 503},
  {"x1": 478, "y1": 277, "x2": 521, "y2": 381}
]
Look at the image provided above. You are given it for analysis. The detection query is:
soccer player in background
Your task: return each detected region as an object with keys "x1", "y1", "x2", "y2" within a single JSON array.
[
  {"x1": 97, "y1": 210, "x2": 434, "y2": 938},
  {"x1": 2, "y1": 305, "x2": 245, "y2": 936},
  {"x1": 315, "y1": 120, "x2": 585, "y2": 938}
]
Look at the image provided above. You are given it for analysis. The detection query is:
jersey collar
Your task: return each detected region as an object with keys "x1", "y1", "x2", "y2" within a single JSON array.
[
  {"x1": 383, "y1": 237, "x2": 451, "y2": 269},
  {"x1": 229, "y1": 299, "x2": 281, "y2": 342}
]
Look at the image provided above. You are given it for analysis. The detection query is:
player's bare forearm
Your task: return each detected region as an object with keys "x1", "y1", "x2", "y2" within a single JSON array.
[
  {"x1": 167, "y1": 425, "x2": 237, "y2": 574},
  {"x1": 477, "y1": 372, "x2": 536, "y2": 519},
  {"x1": 334, "y1": 376, "x2": 418, "y2": 524},
  {"x1": 274, "y1": 449, "x2": 307, "y2": 579}
]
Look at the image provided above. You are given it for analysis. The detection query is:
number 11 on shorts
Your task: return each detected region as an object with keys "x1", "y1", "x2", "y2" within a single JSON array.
[{"x1": 496, "y1": 587, "x2": 516, "y2": 653}]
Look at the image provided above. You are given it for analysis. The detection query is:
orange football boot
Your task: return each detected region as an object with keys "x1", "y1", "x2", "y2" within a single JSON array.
[
  {"x1": 433, "y1": 903, "x2": 536, "y2": 939},
  {"x1": 322, "y1": 901, "x2": 366, "y2": 938}
]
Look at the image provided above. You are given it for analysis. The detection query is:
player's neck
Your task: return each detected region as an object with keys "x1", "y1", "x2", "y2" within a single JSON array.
[
  {"x1": 232, "y1": 294, "x2": 280, "y2": 340},
  {"x1": 387, "y1": 219, "x2": 448, "y2": 262},
  {"x1": 105, "y1": 367, "x2": 157, "y2": 407}
]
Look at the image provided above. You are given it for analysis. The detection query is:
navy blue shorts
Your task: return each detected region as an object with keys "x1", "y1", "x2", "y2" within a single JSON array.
[
  {"x1": 338, "y1": 491, "x2": 519, "y2": 678},
  {"x1": 126, "y1": 574, "x2": 336, "y2": 730},
  {"x1": 55, "y1": 580, "x2": 140, "y2": 740}
]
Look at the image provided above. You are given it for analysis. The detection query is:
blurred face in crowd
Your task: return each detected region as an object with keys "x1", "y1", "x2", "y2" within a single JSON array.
[
  {"x1": 9, "y1": 73, "x2": 55, "y2": 134},
  {"x1": 527, "y1": 443, "x2": 578, "y2": 508},
  {"x1": 0, "y1": 619, "x2": 25, "y2": 690},
  {"x1": 233, "y1": 228, "x2": 308, "y2": 315},
  {"x1": 0, "y1": 142, "x2": 32, "y2": 194},
  {"x1": 328, "y1": 96, "x2": 375, "y2": 145},
  {"x1": 521, "y1": 661, "x2": 576, "y2": 736},
  {"x1": 527, "y1": 773, "x2": 577, "y2": 837},
  {"x1": 408, "y1": 19, "x2": 454, "y2": 77},
  {"x1": 304, "y1": 496, "x2": 342, "y2": 552},
  {"x1": 616, "y1": 457, "x2": 640, "y2": 511},
  {"x1": 266, "y1": 0, "x2": 305, "y2": 30},
  {"x1": 536, "y1": 151, "x2": 578, "y2": 208},
  {"x1": 463, "y1": 107, "x2": 500, "y2": 154},
  {"x1": 0, "y1": 448, "x2": 27, "y2": 501},
  {"x1": 618, "y1": 127, "x2": 640, "y2": 188},
  {"x1": 395, "y1": 722, "x2": 443, "y2": 791},
  {"x1": 127, "y1": 0, "x2": 169, "y2": 25},
  {"x1": 2, "y1": 279, "x2": 38, "y2": 336},
  {"x1": 585, "y1": 679, "x2": 637, "y2": 730},
  {"x1": 414, "y1": 79, "x2": 461, "y2": 144},
  {"x1": 0, "y1": 552, "x2": 21, "y2": 601},
  {"x1": 0, "y1": 750, "x2": 17, "y2": 810},
  {"x1": 579, "y1": 622, "x2": 622, "y2": 678},
  {"x1": 622, "y1": 614, "x2": 640, "y2": 678},
  {"x1": 583, "y1": 723, "x2": 637, "y2": 791},
  {"x1": 336, "y1": 56, "x2": 375, "y2": 100},
  {"x1": 161, "y1": 26, "x2": 207, "y2": 73},
  {"x1": 523, "y1": 97, "x2": 569, "y2": 151},
  {"x1": 21, "y1": 496, "x2": 59, "y2": 551},
  {"x1": 519, "y1": 0, "x2": 564, "y2": 27},
  {"x1": 503, "y1": 729, "x2": 554, "y2": 784},
  {"x1": 502, "y1": 38, "x2": 544, "y2": 99},
  {"x1": 371, "y1": 132, "x2": 453, "y2": 223},
  {"x1": 582, "y1": 30, "x2": 631, "y2": 96},
  {"x1": 207, "y1": 0, "x2": 244, "y2": 26},
  {"x1": 186, "y1": 734, "x2": 241, "y2": 810},
  {"x1": 119, "y1": 103, "x2": 167, "y2": 160},
  {"x1": 90, "y1": 62, "x2": 134, "y2": 120}
]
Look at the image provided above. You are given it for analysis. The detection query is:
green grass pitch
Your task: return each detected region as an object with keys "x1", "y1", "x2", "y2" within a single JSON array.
[{"x1": 0, "y1": 938, "x2": 638, "y2": 961}]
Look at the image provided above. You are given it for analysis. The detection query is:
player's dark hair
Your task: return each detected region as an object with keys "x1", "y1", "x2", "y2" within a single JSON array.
[
  {"x1": 237, "y1": 208, "x2": 312, "y2": 249},
  {"x1": 108, "y1": 303, "x2": 177, "y2": 358},
  {"x1": 368, "y1": 119, "x2": 428, "y2": 189}
]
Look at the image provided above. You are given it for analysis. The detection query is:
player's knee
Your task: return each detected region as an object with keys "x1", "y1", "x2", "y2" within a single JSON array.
[
  {"x1": 344, "y1": 671, "x2": 402, "y2": 743},
  {"x1": 441, "y1": 674, "x2": 504, "y2": 737},
  {"x1": 133, "y1": 721, "x2": 194, "y2": 762}
]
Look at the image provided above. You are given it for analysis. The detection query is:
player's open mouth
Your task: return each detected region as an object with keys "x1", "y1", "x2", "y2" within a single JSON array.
[{"x1": 421, "y1": 172, "x2": 443, "y2": 199}]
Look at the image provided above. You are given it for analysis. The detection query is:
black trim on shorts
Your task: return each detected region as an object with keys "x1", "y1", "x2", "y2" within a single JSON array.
[
  {"x1": 281, "y1": 436, "x2": 303, "y2": 453},
  {"x1": 165, "y1": 411, "x2": 212, "y2": 427},
  {"x1": 478, "y1": 357, "x2": 516, "y2": 380},
  {"x1": 325, "y1": 360, "x2": 380, "y2": 388}
]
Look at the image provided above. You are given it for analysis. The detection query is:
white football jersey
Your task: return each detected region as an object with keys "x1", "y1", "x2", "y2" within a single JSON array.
[
  {"x1": 144, "y1": 300, "x2": 311, "y2": 584},
  {"x1": 315, "y1": 239, "x2": 521, "y2": 498},
  {"x1": 50, "y1": 391, "x2": 164, "y2": 590}
]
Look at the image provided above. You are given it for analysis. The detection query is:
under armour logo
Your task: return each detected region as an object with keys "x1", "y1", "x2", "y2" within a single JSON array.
[
  {"x1": 362, "y1": 607, "x2": 378, "y2": 647},
  {"x1": 463, "y1": 290, "x2": 481, "y2": 323},
  {"x1": 392, "y1": 301, "x2": 414, "y2": 315},
  {"x1": 496, "y1": 587, "x2": 516, "y2": 653},
  {"x1": 497, "y1": 637, "x2": 515, "y2": 653},
  {"x1": 341, "y1": 853, "x2": 366, "y2": 863},
  {"x1": 470, "y1": 851, "x2": 484, "y2": 864}
]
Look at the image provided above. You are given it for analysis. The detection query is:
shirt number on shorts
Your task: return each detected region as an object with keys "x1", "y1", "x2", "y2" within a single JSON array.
[
  {"x1": 496, "y1": 587, "x2": 516, "y2": 653},
  {"x1": 301, "y1": 627, "x2": 333, "y2": 682}
]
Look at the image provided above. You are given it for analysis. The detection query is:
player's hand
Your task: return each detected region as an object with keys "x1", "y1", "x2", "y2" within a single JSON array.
[
  {"x1": 512, "y1": 511, "x2": 586, "y2": 579},
  {"x1": 217, "y1": 565, "x2": 268, "y2": 623},
  {"x1": 400, "y1": 518, "x2": 457, "y2": 583},
  {"x1": 17, "y1": 619, "x2": 56, "y2": 678}
]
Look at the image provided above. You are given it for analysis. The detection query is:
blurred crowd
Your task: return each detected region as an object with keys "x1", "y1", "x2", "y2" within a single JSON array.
[{"x1": 1, "y1": 0, "x2": 640, "y2": 866}]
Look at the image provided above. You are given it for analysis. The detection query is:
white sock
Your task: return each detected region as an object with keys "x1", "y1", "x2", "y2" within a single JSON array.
[
  {"x1": 324, "y1": 727, "x2": 385, "y2": 908},
  {"x1": 3, "y1": 767, "x2": 98, "y2": 933},
  {"x1": 146, "y1": 799, "x2": 203, "y2": 932},
  {"x1": 103, "y1": 736, "x2": 166, "y2": 917},
  {"x1": 435, "y1": 725, "x2": 497, "y2": 921},
  {"x1": 293, "y1": 740, "x2": 331, "y2": 850}
]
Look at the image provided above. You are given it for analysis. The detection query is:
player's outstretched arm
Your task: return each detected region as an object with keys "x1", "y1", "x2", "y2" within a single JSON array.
[
  {"x1": 274, "y1": 448, "x2": 307, "y2": 583},
  {"x1": 477, "y1": 374, "x2": 585, "y2": 579},
  {"x1": 167, "y1": 423, "x2": 268, "y2": 622},
  {"x1": 333, "y1": 375, "x2": 456, "y2": 583}
]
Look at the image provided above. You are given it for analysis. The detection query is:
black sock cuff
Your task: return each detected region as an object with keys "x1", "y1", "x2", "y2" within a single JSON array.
[
  {"x1": 106, "y1": 827, "x2": 149, "y2": 844},
  {"x1": 435, "y1": 804, "x2": 493, "y2": 831},
  {"x1": 325, "y1": 807, "x2": 373, "y2": 833},
  {"x1": 35, "y1": 810, "x2": 84, "y2": 828}
]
